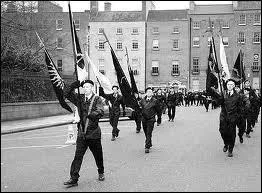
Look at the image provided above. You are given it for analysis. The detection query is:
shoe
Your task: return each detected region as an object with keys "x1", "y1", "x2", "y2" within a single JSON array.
[
  {"x1": 171, "y1": 119, "x2": 174, "y2": 122},
  {"x1": 115, "y1": 130, "x2": 120, "y2": 137},
  {"x1": 239, "y1": 137, "x2": 243, "y2": 144},
  {"x1": 223, "y1": 145, "x2": 228, "y2": 152},
  {"x1": 111, "y1": 136, "x2": 116, "y2": 141},
  {"x1": 246, "y1": 134, "x2": 251, "y2": 138},
  {"x1": 98, "y1": 174, "x2": 105, "y2": 181},
  {"x1": 136, "y1": 130, "x2": 140, "y2": 133},
  {"x1": 157, "y1": 123, "x2": 160, "y2": 126},
  {"x1": 227, "y1": 151, "x2": 233, "y2": 157},
  {"x1": 64, "y1": 179, "x2": 78, "y2": 187},
  {"x1": 145, "y1": 148, "x2": 149, "y2": 153},
  {"x1": 250, "y1": 129, "x2": 254, "y2": 132}
]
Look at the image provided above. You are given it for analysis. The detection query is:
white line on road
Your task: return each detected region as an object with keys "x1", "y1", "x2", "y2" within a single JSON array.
[
  {"x1": 56, "y1": 145, "x2": 72, "y2": 149},
  {"x1": 1, "y1": 144, "x2": 71, "y2": 150},
  {"x1": 1, "y1": 135, "x2": 67, "y2": 141}
]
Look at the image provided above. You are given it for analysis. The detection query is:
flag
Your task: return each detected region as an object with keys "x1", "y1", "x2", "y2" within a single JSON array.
[
  {"x1": 44, "y1": 49, "x2": 73, "y2": 113},
  {"x1": 110, "y1": 48, "x2": 140, "y2": 111},
  {"x1": 84, "y1": 50, "x2": 113, "y2": 94},
  {"x1": 206, "y1": 43, "x2": 219, "y2": 94},
  {"x1": 125, "y1": 47, "x2": 139, "y2": 95},
  {"x1": 231, "y1": 50, "x2": 246, "y2": 84},
  {"x1": 219, "y1": 35, "x2": 230, "y2": 81}
]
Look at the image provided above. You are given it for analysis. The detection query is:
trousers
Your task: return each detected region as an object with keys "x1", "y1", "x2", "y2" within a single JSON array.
[
  {"x1": 109, "y1": 112, "x2": 120, "y2": 136},
  {"x1": 142, "y1": 120, "x2": 155, "y2": 148},
  {"x1": 168, "y1": 106, "x2": 176, "y2": 120}
]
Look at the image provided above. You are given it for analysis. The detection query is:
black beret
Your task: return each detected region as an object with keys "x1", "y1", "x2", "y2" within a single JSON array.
[
  {"x1": 112, "y1": 85, "x2": 119, "y2": 90},
  {"x1": 145, "y1": 87, "x2": 153, "y2": 92},
  {"x1": 226, "y1": 78, "x2": 237, "y2": 84},
  {"x1": 244, "y1": 87, "x2": 251, "y2": 91},
  {"x1": 244, "y1": 79, "x2": 250, "y2": 83},
  {"x1": 81, "y1": 79, "x2": 94, "y2": 87}
]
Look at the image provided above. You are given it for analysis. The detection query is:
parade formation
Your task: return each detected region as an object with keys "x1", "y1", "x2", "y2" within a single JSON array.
[{"x1": 1, "y1": 1, "x2": 261, "y2": 191}]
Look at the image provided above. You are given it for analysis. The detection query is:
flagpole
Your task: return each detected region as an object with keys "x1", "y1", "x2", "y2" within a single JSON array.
[
  {"x1": 68, "y1": 1, "x2": 84, "y2": 131},
  {"x1": 240, "y1": 49, "x2": 243, "y2": 89}
]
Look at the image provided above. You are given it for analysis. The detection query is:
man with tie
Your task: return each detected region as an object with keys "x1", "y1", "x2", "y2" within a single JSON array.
[
  {"x1": 139, "y1": 87, "x2": 161, "y2": 153},
  {"x1": 63, "y1": 79, "x2": 105, "y2": 187},
  {"x1": 99, "y1": 85, "x2": 125, "y2": 141},
  {"x1": 208, "y1": 79, "x2": 246, "y2": 157}
]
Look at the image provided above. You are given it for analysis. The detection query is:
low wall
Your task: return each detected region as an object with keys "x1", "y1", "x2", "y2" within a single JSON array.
[{"x1": 1, "y1": 101, "x2": 74, "y2": 122}]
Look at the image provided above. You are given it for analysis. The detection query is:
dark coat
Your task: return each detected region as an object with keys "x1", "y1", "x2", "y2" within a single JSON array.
[
  {"x1": 64, "y1": 81, "x2": 104, "y2": 139},
  {"x1": 139, "y1": 96, "x2": 161, "y2": 122},
  {"x1": 154, "y1": 94, "x2": 166, "y2": 109},
  {"x1": 166, "y1": 92, "x2": 178, "y2": 107}
]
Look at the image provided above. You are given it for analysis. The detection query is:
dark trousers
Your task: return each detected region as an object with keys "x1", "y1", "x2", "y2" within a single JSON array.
[
  {"x1": 168, "y1": 106, "x2": 176, "y2": 120},
  {"x1": 246, "y1": 117, "x2": 253, "y2": 134},
  {"x1": 134, "y1": 111, "x2": 142, "y2": 131},
  {"x1": 204, "y1": 102, "x2": 209, "y2": 112},
  {"x1": 109, "y1": 112, "x2": 120, "y2": 137},
  {"x1": 236, "y1": 116, "x2": 246, "y2": 138},
  {"x1": 70, "y1": 137, "x2": 104, "y2": 181},
  {"x1": 142, "y1": 120, "x2": 155, "y2": 148},
  {"x1": 220, "y1": 125, "x2": 236, "y2": 152}
]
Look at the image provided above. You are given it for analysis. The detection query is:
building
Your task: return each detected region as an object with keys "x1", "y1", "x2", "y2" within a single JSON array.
[
  {"x1": 89, "y1": 1, "x2": 155, "y2": 92},
  {"x1": 146, "y1": 9, "x2": 189, "y2": 91}
]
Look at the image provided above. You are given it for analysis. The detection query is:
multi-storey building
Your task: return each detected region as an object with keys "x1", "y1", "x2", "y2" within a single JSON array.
[
  {"x1": 89, "y1": 1, "x2": 155, "y2": 92},
  {"x1": 146, "y1": 9, "x2": 189, "y2": 91}
]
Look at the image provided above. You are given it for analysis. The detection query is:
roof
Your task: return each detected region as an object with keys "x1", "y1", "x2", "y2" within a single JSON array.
[
  {"x1": 90, "y1": 11, "x2": 144, "y2": 22},
  {"x1": 190, "y1": 4, "x2": 233, "y2": 15},
  {"x1": 147, "y1": 10, "x2": 188, "y2": 22}
]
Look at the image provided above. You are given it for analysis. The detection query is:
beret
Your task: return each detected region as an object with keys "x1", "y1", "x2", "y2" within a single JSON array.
[
  {"x1": 112, "y1": 85, "x2": 119, "y2": 90},
  {"x1": 81, "y1": 79, "x2": 94, "y2": 87},
  {"x1": 145, "y1": 87, "x2": 153, "y2": 92}
]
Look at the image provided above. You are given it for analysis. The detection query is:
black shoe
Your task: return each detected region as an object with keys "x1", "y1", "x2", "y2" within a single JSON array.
[
  {"x1": 136, "y1": 130, "x2": 140, "y2": 133},
  {"x1": 246, "y1": 134, "x2": 251, "y2": 138},
  {"x1": 223, "y1": 145, "x2": 228, "y2": 152},
  {"x1": 64, "y1": 179, "x2": 78, "y2": 187},
  {"x1": 240, "y1": 137, "x2": 243, "y2": 143},
  {"x1": 157, "y1": 123, "x2": 160, "y2": 126},
  {"x1": 115, "y1": 130, "x2": 120, "y2": 137},
  {"x1": 250, "y1": 129, "x2": 254, "y2": 132},
  {"x1": 111, "y1": 136, "x2": 116, "y2": 141},
  {"x1": 145, "y1": 148, "x2": 149, "y2": 153},
  {"x1": 98, "y1": 174, "x2": 105, "y2": 181},
  {"x1": 228, "y1": 151, "x2": 233, "y2": 157}
]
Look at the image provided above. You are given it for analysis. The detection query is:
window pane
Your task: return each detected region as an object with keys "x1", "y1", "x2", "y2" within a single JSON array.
[
  {"x1": 57, "y1": 60, "x2": 62, "y2": 71},
  {"x1": 132, "y1": 40, "x2": 138, "y2": 49},
  {"x1": 173, "y1": 39, "x2": 178, "y2": 49},
  {"x1": 98, "y1": 28, "x2": 104, "y2": 34},
  {"x1": 56, "y1": 19, "x2": 63, "y2": 30},
  {"x1": 74, "y1": 19, "x2": 80, "y2": 30}
]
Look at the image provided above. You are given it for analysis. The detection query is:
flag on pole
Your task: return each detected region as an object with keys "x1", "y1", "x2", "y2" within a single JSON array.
[
  {"x1": 84, "y1": 50, "x2": 113, "y2": 94},
  {"x1": 219, "y1": 35, "x2": 230, "y2": 81},
  {"x1": 125, "y1": 47, "x2": 139, "y2": 95},
  {"x1": 231, "y1": 50, "x2": 246, "y2": 84}
]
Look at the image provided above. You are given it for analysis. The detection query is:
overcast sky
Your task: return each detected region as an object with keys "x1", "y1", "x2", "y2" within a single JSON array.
[{"x1": 56, "y1": 1, "x2": 232, "y2": 12}]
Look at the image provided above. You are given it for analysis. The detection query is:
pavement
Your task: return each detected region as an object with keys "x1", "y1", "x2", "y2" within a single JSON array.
[{"x1": 1, "y1": 114, "x2": 130, "y2": 135}]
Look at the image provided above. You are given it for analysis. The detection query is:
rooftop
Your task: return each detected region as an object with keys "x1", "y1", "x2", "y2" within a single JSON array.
[{"x1": 147, "y1": 9, "x2": 188, "y2": 22}]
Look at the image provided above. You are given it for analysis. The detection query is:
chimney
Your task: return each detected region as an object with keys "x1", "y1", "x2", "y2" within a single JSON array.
[
  {"x1": 189, "y1": 1, "x2": 195, "y2": 11},
  {"x1": 6, "y1": 2, "x2": 17, "y2": 13},
  {"x1": 232, "y1": 1, "x2": 238, "y2": 9},
  {"x1": 90, "y1": 1, "x2": 98, "y2": 14},
  {"x1": 104, "y1": 2, "x2": 111, "y2": 11}
]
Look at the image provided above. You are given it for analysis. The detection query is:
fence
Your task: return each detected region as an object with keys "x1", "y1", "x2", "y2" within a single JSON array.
[{"x1": 1, "y1": 71, "x2": 75, "y2": 103}]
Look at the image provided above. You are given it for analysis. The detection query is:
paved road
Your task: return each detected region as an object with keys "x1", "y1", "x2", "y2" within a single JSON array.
[{"x1": 1, "y1": 106, "x2": 261, "y2": 192}]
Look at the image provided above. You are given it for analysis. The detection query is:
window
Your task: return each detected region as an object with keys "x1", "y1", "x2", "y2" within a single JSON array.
[
  {"x1": 254, "y1": 14, "x2": 261, "y2": 25},
  {"x1": 151, "y1": 61, "x2": 159, "y2": 75},
  {"x1": 152, "y1": 27, "x2": 159, "y2": 34},
  {"x1": 173, "y1": 27, "x2": 179, "y2": 33},
  {"x1": 132, "y1": 28, "x2": 138, "y2": 34},
  {"x1": 98, "y1": 28, "x2": 104, "y2": 34},
  {"x1": 223, "y1": 37, "x2": 229, "y2": 46},
  {"x1": 56, "y1": 19, "x2": 63, "y2": 30},
  {"x1": 173, "y1": 39, "x2": 179, "y2": 49},
  {"x1": 57, "y1": 60, "x2": 63, "y2": 71},
  {"x1": 132, "y1": 40, "x2": 138, "y2": 50},
  {"x1": 152, "y1": 39, "x2": 159, "y2": 50},
  {"x1": 252, "y1": 54, "x2": 260, "y2": 72},
  {"x1": 238, "y1": 32, "x2": 245, "y2": 43},
  {"x1": 57, "y1": 38, "x2": 63, "y2": 49},
  {"x1": 208, "y1": 37, "x2": 211, "y2": 47},
  {"x1": 116, "y1": 40, "x2": 123, "y2": 50},
  {"x1": 116, "y1": 28, "x2": 122, "y2": 34},
  {"x1": 192, "y1": 58, "x2": 199, "y2": 74},
  {"x1": 171, "y1": 61, "x2": 179, "y2": 76},
  {"x1": 222, "y1": 21, "x2": 229, "y2": 29},
  {"x1": 253, "y1": 32, "x2": 260, "y2": 43},
  {"x1": 74, "y1": 19, "x2": 80, "y2": 30},
  {"x1": 239, "y1": 14, "x2": 246, "y2": 25},
  {"x1": 98, "y1": 40, "x2": 105, "y2": 50},
  {"x1": 208, "y1": 21, "x2": 214, "y2": 29},
  {"x1": 132, "y1": 59, "x2": 139, "y2": 75},
  {"x1": 193, "y1": 21, "x2": 200, "y2": 29},
  {"x1": 99, "y1": 59, "x2": 105, "y2": 74},
  {"x1": 193, "y1": 37, "x2": 200, "y2": 47}
]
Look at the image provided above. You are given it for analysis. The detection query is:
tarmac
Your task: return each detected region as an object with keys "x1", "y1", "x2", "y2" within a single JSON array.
[{"x1": 1, "y1": 114, "x2": 130, "y2": 135}]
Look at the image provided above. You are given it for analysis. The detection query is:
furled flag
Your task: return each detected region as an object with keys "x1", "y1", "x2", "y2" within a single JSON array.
[
  {"x1": 231, "y1": 50, "x2": 246, "y2": 84},
  {"x1": 206, "y1": 42, "x2": 219, "y2": 94},
  {"x1": 219, "y1": 35, "x2": 230, "y2": 81},
  {"x1": 84, "y1": 50, "x2": 113, "y2": 94},
  {"x1": 125, "y1": 47, "x2": 139, "y2": 95},
  {"x1": 44, "y1": 49, "x2": 73, "y2": 113}
]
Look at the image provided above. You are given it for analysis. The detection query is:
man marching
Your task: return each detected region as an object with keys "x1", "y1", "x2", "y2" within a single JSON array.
[
  {"x1": 139, "y1": 87, "x2": 161, "y2": 153},
  {"x1": 63, "y1": 79, "x2": 105, "y2": 187},
  {"x1": 99, "y1": 85, "x2": 126, "y2": 141},
  {"x1": 154, "y1": 89, "x2": 166, "y2": 126}
]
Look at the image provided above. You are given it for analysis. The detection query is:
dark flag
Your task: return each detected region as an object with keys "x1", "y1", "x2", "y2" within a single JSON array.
[
  {"x1": 44, "y1": 50, "x2": 73, "y2": 113},
  {"x1": 231, "y1": 50, "x2": 246, "y2": 84},
  {"x1": 110, "y1": 48, "x2": 140, "y2": 111},
  {"x1": 125, "y1": 47, "x2": 139, "y2": 95},
  {"x1": 206, "y1": 42, "x2": 219, "y2": 94}
]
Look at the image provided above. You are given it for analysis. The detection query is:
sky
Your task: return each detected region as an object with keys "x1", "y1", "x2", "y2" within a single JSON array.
[{"x1": 56, "y1": 1, "x2": 233, "y2": 12}]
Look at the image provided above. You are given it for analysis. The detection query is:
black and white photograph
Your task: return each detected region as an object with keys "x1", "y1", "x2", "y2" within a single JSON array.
[{"x1": 1, "y1": 1, "x2": 261, "y2": 192}]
